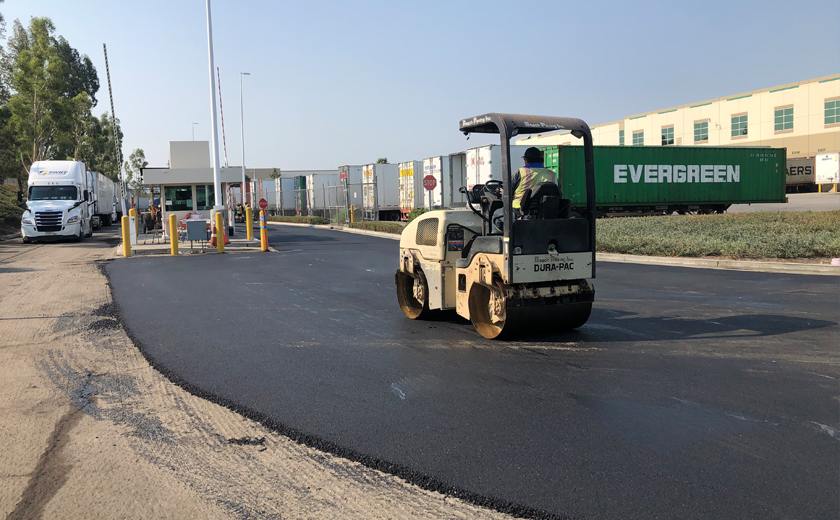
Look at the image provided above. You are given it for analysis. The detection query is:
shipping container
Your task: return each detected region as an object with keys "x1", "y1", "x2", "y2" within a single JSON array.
[
  {"x1": 542, "y1": 145, "x2": 786, "y2": 215},
  {"x1": 362, "y1": 163, "x2": 400, "y2": 220},
  {"x1": 786, "y1": 157, "x2": 816, "y2": 192},
  {"x1": 399, "y1": 160, "x2": 425, "y2": 216}
]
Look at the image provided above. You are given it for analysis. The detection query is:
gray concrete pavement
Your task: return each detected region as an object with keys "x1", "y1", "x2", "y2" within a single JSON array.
[
  {"x1": 729, "y1": 191, "x2": 839, "y2": 212},
  {"x1": 107, "y1": 224, "x2": 840, "y2": 519}
]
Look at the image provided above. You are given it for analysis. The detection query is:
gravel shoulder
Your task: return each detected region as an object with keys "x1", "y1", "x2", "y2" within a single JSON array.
[{"x1": 0, "y1": 229, "x2": 513, "y2": 520}]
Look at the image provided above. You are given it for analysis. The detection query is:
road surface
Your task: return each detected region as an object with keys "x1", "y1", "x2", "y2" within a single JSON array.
[{"x1": 107, "y1": 224, "x2": 839, "y2": 519}]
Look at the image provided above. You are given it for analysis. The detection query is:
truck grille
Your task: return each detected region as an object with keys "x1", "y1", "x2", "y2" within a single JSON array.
[{"x1": 35, "y1": 211, "x2": 63, "y2": 232}]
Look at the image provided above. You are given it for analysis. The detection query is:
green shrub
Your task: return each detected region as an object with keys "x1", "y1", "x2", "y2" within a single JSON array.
[
  {"x1": 348, "y1": 222, "x2": 405, "y2": 234},
  {"x1": 266, "y1": 215, "x2": 330, "y2": 225},
  {"x1": 596, "y1": 211, "x2": 840, "y2": 259},
  {"x1": 0, "y1": 185, "x2": 25, "y2": 226},
  {"x1": 407, "y1": 208, "x2": 428, "y2": 223}
]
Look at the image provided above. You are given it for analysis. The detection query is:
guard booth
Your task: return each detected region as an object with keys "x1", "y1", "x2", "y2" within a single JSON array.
[{"x1": 141, "y1": 141, "x2": 281, "y2": 237}]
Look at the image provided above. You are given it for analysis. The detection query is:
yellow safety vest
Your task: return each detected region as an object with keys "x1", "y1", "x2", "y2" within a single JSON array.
[{"x1": 512, "y1": 167, "x2": 557, "y2": 209}]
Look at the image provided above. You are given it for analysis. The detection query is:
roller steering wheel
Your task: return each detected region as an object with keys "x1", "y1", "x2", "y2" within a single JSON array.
[{"x1": 484, "y1": 179, "x2": 503, "y2": 199}]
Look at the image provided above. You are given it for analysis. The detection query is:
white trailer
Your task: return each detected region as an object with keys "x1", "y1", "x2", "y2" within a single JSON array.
[
  {"x1": 398, "y1": 160, "x2": 425, "y2": 218},
  {"x1": 306, "y1": 172, "x2": 341, "y2": 215},
  {"x1": 362, "y1": 163, "x2": 400, "y2": 221},
  {"x1": 421, "y1": 156, "x2": 452, "y2": 210},
  {"x1": 465, "y1": 144, "x2": 529, "y2": 189},
  {"x1": 785, "y1": 157, "x2": 816, "y2": 193},
  {"x1": 815, "y1": 152, "x2": 839, "y2": 191},
  {"x1": 91, "y1": 172, "x2": 118, "y2": 227},
  {"x1": 21, "y1": 160, "x2": 95, "y2": 243},
  {"x1": 339, "y1": 165, "x2": 364, "y2": 216}
]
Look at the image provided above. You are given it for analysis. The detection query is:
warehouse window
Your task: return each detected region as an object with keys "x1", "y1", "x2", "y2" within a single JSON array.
[
  {"x1": 619, "y1": 129, "x2": 625, "y2": 146},
  {"x1": 826, "y1": 99, "x2": 839, "y2": 125},
  {"x1": 416, "y1": 218, "x2": 438, "y2": 247},
  {"x1": 632, "y1": 131, "x2": 644, "y2": 146},
  {"x1": 774, "y1": 106, "x2": 793, "y2": 132},
  {"x1": 694, "y1": 121, "x2": 709, "y2": 143},
  {"x1": 661, "y1": 126, "x2": 674, "y2": 146},
  {"x1": 731, "y1": 114, "x2": 748, "y2": 137}
]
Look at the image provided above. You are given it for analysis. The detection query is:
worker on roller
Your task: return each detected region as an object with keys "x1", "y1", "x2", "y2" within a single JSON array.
[{"x1": 511, "y1": 146, "x2": 560, "y2": 219}]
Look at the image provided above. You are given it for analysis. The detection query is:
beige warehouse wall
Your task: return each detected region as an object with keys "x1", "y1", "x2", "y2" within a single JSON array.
[{"x1": 518, "y1": 75, "x2": 840, "y2": 157}]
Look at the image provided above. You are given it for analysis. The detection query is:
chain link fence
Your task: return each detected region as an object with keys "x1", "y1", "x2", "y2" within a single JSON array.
[{"x1": 269, "y1": 180, "x2": 380, "y2": 223}]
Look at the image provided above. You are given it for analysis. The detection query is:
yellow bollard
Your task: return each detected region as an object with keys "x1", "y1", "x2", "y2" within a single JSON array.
[
  {"x1": 121, "y1": 215, "x2": 131, "y2": 258},
  {"x1": 350, "y1": 204, "x2": 355, "y2": 223},
  {"x1": 260, "y1": 210, "x2": 268, "y2": 252},
  {"x1": 246, "y1": 205, "x2": 254, "y2": 241},
  {"x1": 129, "y1": 208, "x2": 138, "y2": 236},
  {"x1": 169, "y1": 213, "x2": 178, "y2": 256},
  {"x1": 215, "y1": 212, "x2": 225, "y2": 253}
]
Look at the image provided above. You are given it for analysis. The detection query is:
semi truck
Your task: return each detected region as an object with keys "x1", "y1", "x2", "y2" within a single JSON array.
[
  {"x1": 541, "y1": 145, "x2": 786, "y2": 216},
  {"x1": 362, "y1": 163, "x2": 400, "y2": 220},
  {"x1": 21, "y1": 160, "x2": 95, "y2": 243}
]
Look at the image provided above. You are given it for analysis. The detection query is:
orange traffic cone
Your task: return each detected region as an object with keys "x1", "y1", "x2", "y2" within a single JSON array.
[{"x1": 210, "y1": 224, "x2": 217, "y2": 247}]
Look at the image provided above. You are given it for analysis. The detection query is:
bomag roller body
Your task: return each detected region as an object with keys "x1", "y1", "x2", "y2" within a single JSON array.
[{"x1": 396, "y1": 113, "x2": 597, "y2": 339}]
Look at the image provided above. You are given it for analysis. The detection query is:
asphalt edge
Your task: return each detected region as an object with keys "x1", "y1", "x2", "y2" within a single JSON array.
[
  {"x1": 266, "y1": 221, "x2": 839, "y2": 276},
  {"x1": 96, "y1": 260, "x2": 567, "y2": 520}
]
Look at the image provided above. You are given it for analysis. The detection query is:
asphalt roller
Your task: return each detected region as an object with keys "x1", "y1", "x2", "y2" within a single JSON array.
[{"x1": 396, "y1": 113, "x2": 597, "y2": 339}]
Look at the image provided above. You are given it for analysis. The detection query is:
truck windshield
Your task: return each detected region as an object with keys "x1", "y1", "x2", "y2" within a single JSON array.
[{"x1": 29, "y1": 185, "x2": 78, "y2": 201}]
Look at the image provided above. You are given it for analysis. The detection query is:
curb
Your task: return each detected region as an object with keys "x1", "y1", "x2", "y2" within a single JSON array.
[
  {"x1": 266, "y1": 221, "x2": 839, "y2": 276},
  {"x1": 596, "y1": 253, "x2": 839, "y2": 276}
]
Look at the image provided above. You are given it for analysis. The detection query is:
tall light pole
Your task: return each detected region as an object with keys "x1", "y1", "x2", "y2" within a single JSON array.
[
  {"x1": 192, "y1": 122, "x2": 199, "y2": 141},
  {"x1": 239, "y1": 72, "x2": 250, "y2": 206},
  {"x1": 205, "y1": 0, "x2": 223, "y2": 213}
]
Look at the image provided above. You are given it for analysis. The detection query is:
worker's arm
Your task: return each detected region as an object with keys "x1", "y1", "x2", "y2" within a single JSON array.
[{"x1": 510, "y1": 169, "x2": 521, "y2": 193}]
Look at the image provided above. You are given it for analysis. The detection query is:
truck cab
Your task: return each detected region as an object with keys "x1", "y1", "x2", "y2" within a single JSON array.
[{"x1": 21, "y1": 161, "x2": 94, "y2": 243}]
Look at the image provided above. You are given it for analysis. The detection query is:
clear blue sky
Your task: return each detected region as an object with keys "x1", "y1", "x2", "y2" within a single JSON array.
[{"x1": 3, "y1": 0, "x2": 838, "y2": 169}]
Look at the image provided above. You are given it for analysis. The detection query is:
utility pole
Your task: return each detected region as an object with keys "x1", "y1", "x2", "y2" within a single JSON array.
[
  {"x1": 205, "y1": 0, "x2": 223, "y2": 214},
  {"x1": 239, "y1": 72, "x2": 250, "y2": 206}
]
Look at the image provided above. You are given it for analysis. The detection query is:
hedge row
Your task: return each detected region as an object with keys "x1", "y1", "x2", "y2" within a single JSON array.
[
  {"x1": 266, "y1": 215, "x2": 330, "y2": 225},
  {"x1": 596, "y1": 210, "x2": 840, "y2": 259},
  {"x1": 348, "y1": 221, "x2": 405, "y2": 234}
]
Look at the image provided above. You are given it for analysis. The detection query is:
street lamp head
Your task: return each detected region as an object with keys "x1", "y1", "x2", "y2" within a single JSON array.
[{"x1": 241, "y1": 72, "x2": 250, "y2": 76}]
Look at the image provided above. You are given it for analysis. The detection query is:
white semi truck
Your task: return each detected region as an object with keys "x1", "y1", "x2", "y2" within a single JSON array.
[{"x1": 21, "y1": 160, "x2": 95, "y2": 243}]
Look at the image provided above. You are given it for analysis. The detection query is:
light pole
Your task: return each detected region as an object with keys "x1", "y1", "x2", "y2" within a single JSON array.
[
  {"x1": 192, "y1": 122, "x2": 199, "y2": 141},
  {"x1": 205, "y1": 0, "x2": 223, "y2": 215},
  {"x1": 239, "y1": 72, "x2": 250, "y2": 206}
]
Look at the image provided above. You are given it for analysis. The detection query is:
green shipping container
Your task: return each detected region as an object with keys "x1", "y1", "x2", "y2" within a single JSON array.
[{"x1": 541, "y1": 145, "x2": 786, "y2": 215}]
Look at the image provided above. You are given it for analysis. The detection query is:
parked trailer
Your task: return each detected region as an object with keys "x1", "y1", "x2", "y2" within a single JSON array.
[
  {"x1": 274, "y1": 177, "x2": 297, "y2": 215},
  {"x1": 786, "y1": 157, "x2": 816, "y2": 193},
  {"x1": 542, "y1": 145, "x2": 786, "y2": 216},
  {"x1": 815, "y1": 152, "x2": 839, "y2": 191},
  {"x1": 465, "y1": 144, "x2": 529, "y2": 188},
  {"x1": 92, "y1": 172, "x2": 118, "y2": 227},
  {"x1": 362, "y1": 163, "x2": 400, "y2": 220},
  {"x1": 306, "y1": 172, "x2": 341, "y2": 217},
  {"x1": 399, "y1": 160, "x2": 425, "y2": 218}
]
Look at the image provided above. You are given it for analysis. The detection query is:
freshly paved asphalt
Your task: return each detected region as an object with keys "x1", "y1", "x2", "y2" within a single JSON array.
[{"x1": 107, "y1": 225, "x2": 839, "y2": 520}]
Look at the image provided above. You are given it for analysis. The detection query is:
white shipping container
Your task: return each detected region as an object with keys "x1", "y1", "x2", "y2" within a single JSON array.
[
  {"x1": 362, "y1": 163, "x2": 400, "y2": 220},
  {"x1": 815, "y1": 153, "x2": 840, "y2": 185},
  {"x1": 399, "y1": 160, "x2": 424, "y2": 214}
]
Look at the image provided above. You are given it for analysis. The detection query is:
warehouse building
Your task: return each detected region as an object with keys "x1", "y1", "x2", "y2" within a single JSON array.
[{"x1": 516, "y1": 74, "x2": 839, "y2": 159}]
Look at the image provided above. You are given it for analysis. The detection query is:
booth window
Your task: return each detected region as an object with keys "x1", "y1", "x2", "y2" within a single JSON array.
[
  {"x1": 196, "y1": 185, "x2": 225, "y2": 210},
  {"x1": 164, "y1": 186, "x2": 192, "y2": 212}
]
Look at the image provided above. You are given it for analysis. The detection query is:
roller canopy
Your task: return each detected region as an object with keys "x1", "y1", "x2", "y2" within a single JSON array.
[{"x1": 459, "y1": 113, "x2": 591, "y2": 138}]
